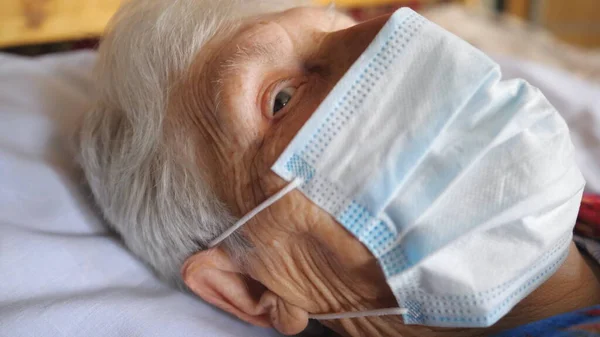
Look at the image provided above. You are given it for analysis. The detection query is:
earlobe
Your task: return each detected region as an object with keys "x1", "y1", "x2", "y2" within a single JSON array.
[
  {"x1": 258, "y1": 289, "x2": 310, "y2": 335},
  {"x1": 182, "y1": 248, "x2": 309, "y2": 335}
]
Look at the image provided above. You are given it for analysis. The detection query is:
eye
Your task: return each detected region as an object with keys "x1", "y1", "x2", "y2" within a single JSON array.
[{"x1": 272, "y1": 87, "x2": 297, "y2": 115}]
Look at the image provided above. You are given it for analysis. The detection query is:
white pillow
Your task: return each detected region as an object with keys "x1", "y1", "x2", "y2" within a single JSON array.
[
  {"x1": 0, "y1": 51, "x2": 281, "y2": 337},
  {"x1": 1, "y1": 50, "x2": 599, "y2": 337}
]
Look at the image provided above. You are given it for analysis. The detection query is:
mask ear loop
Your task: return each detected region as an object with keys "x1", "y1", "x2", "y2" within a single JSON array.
[
  {"x1": 309, "y1": 308, "x2": 408, "y2": 320},
  {"x1": 208, "y1": 177, "x2": 409, "y2": 320},
  {"x1": 208, "y1": 177, "x2": 304, "y2": 248}
]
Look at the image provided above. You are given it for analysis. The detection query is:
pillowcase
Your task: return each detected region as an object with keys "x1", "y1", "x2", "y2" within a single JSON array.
[{"x1": 0, "y1": 51, "x2": 282, "y2": 337}]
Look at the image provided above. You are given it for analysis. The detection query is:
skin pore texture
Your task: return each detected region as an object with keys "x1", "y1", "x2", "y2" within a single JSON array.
[{"x1": 176, "y1": 7, "x2": 600, "y2": 337}]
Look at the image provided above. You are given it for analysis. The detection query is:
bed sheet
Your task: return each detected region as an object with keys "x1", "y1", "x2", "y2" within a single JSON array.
[
  {"x1": 0, "y1": 51, "x2": 282, "y2": 337},
  {"x1": 0, "y1": 50, "x2": 599, "y2": 337}
]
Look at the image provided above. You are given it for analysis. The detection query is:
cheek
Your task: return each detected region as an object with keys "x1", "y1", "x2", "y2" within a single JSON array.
[
  {"x1": 222, "y1": 97, "x2": 267, "y2": 145},
  {"x1": 262, "y1": 80, "x2": 333, "y2": 164}
]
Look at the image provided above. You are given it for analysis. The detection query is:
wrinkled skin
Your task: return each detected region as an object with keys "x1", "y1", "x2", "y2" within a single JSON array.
[{"x1": 176, "y1": 7, "x2": 600, "y2": 337}]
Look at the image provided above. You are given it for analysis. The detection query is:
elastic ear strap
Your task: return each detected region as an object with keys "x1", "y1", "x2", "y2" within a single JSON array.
[
  {"x1": 309, "y1": 308, "x2": 408, "y2": 320},
  {"x1": 209, "y1": 179, "x2": 407, "y2": 320},
  {"x1": 208, "y1": 178, "x2": 303, "y2": 248}
]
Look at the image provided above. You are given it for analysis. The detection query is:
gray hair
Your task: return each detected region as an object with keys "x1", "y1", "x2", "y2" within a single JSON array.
[{"x1": 77, "y1": 0, "x2": 305, "y2": 286}]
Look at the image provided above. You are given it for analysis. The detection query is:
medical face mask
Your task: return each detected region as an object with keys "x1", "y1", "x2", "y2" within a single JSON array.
[{"x1": 209, "y1": 8, "x2": 584, "y2": 328}]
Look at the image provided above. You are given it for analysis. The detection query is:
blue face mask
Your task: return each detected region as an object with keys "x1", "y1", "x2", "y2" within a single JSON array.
[{"x1": 210, "y1": 8, "x2": 584, "y2": 328}]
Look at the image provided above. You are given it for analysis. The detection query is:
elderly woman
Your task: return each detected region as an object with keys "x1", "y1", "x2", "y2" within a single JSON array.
[{"x1": 77, "y1": 0, "x2": 600, "y2": 336}]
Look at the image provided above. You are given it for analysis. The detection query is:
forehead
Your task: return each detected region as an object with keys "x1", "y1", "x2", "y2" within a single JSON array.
[{"x1": 224, "y1": 7, "x2": 351, "y2": 57}]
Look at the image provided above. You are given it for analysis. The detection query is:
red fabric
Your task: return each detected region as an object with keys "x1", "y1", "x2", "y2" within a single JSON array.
[{"x1": 575, "y1": 193, "x2": 600, "y2": 239}]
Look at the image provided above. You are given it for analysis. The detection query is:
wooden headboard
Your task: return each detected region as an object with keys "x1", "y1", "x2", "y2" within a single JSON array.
[
  {"x1": 1, "y1": 0, "x2": 597, "y2": 49},
  {"x1": 0, "y1": 0, "x2": 121, "y2": 48},
  {"x1": 493, "y1": 0, "x2": 600, "y2": 48},
  {"x1": 0, "y1": 0, "x2": 458, "y2": 48}
]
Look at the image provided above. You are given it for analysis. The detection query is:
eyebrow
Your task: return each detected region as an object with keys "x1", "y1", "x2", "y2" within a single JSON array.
[
  {"x1": 213, "y1": 38, "x2": 283, "y2": 112},
  {"x1": 220, "y1": 39, "x2": 282, "y2": 71}
]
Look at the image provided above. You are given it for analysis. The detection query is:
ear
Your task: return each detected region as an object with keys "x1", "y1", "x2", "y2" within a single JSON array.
[{"x1": 182, "y1": 248, "x2": 309, "y2": 335}]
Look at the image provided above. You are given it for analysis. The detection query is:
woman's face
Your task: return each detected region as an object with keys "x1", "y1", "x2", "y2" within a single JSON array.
[{"x1": 177, "y1": 7, "x2": 399, "y2": 335}]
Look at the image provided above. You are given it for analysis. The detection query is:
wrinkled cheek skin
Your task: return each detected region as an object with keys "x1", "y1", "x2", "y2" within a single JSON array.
[
  {"x1": 253, "y1": 121, "x2": 301, "y2": 195},
  {"x1": 247, "y1": 116, "x2": 327, "y2": 238}
]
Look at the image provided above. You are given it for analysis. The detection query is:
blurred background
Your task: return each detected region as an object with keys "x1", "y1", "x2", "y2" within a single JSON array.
[{"x1": 1, "y1": 0, "x2": 598, "y2": 79}]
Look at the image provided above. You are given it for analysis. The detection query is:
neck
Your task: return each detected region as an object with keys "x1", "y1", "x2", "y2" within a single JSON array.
[
  {"x1": 323, "y1": 242, "x2": 600, "y2": 337},
  {"x1": 489, "y1": 242, "x2": 600, "y2": 333}
]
